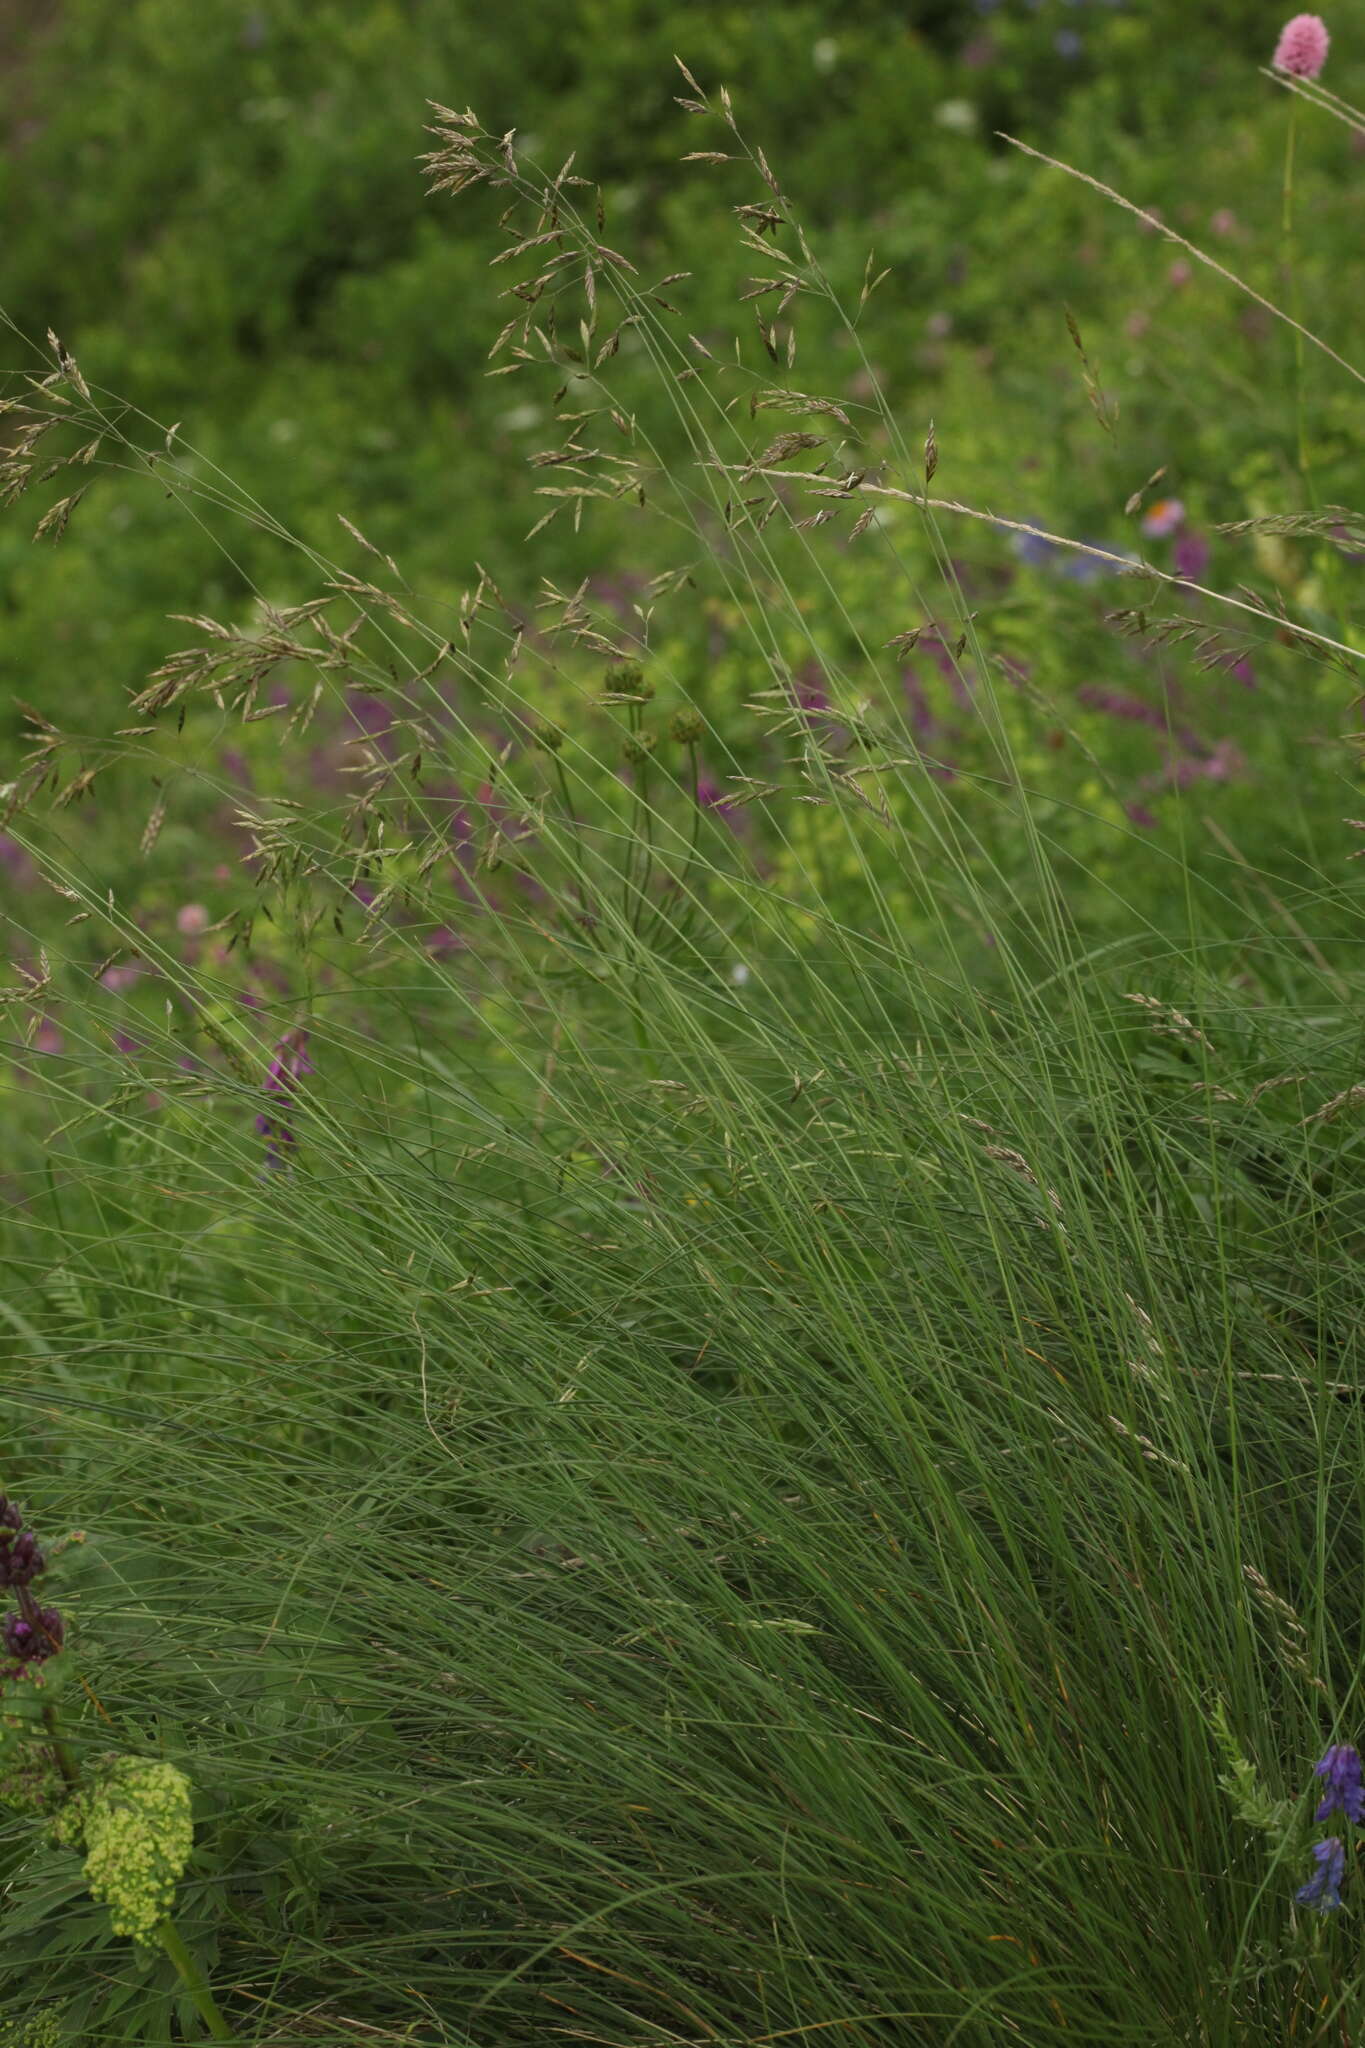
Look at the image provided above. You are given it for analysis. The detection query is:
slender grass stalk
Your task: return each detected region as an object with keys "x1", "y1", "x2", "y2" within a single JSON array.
[{"x1": 1282, "y1": 98, "x2": 1314, "y2": 500}]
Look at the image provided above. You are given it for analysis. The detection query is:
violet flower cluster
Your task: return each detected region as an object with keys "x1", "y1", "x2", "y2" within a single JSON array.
[
  {"x1": 256, "y1": 1026, "x2": 313, "y2": 1169},
  {"x1": 0, "y1": 1496, "x2": 64, "y2": 1684},
  {"x1": 1297, "y1": 1743, "x2": 1364, "y2": 1913}
]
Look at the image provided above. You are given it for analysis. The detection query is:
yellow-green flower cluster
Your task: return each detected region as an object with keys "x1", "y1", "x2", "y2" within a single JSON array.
[
  {"x1": 0, "y1": 2008, "x2": 67, "y2": 2048},
  {"x1": 0, "y1": 1716, "x2": 64, "y2": 1816},
  {"x1": 52, "y1": 1755, "x2": 193, "y2": 1944}
]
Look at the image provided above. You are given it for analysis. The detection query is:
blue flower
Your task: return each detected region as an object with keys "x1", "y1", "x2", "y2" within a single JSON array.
[
  {"x1": 1009, "y1": 521, "x2": 1061, "y2": 569},
  {"x1": 1297, "y1": 1836, "x2": 1346, "y2": 1913},
  {"x1": 1315, "y1": 1745, "x2": 1365, "y2": 1825}
]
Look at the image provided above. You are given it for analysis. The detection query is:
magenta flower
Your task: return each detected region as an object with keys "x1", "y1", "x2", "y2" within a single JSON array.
[
  {"x1": 257, "y1": 1026, "x2": 313, "y2": 1170},
  {"x1": 1273, "y1": 14, "x2": 1330, "y2": 79},
  {"x1": 1173, "y1": 531, "x2": 1211, "y2": 582}
]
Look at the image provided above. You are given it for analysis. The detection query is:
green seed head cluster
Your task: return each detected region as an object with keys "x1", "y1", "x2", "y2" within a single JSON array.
[
  {"x1": 669, "y1": 709, "x2": 704, "y2": 746},
  {"x1": 0, "y1": 1715, "x2": 65, "y2": 1815},
  {"x1": 622, "y1": 731, "x2": 656, "y2": 764},
  {"x1": 53, "y1": 1755, "x2": 193, "y2": 1944},
  {"x1": 602, "y1": 661, "x2": 652, "y2": 702},
  {"x1": 0, "y1": 2007, "x2": 68, "y2": 2048}
]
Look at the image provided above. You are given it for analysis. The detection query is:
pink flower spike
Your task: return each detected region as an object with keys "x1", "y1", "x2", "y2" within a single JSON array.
[{"x1": 1273, "y1": 14, "x2": 1329, "y2": 80}]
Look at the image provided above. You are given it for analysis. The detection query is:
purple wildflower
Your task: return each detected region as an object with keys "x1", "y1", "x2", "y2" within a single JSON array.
[
  {"x1": 0, "y1": 1502, "x2": 45, "y2": 1591},
  {"x1": 0, "y1": 836, "x2": 35, "y2": 884},
  {"x1": 2, "y1": 1605, "x2": 63, "y2": 1663},
  {"x1": 696, "y1": 774, "x2": 742, "y2": 825},
  {"x1": 257, "y1": 1027, "x2": 312, "y2": 1170},
  {"x1": 347, "y1": 692, "x2": 399, "y2": 757},
  {"x1": 1163, "y1": 738, "x2": 1243, "y2": 790},
  {"x1": 1315, "y1": 1745, "x2": 1365, "y2": 1825},
  {"x1": 903, "y1": 672, "x2": 937, "y2": 739},
  {"x1": 1173, "y1": 531, "x2": 1211, "y2": 583},
  {"x1": 1077, "y1": 685, "x2": 1169, "y2": 731},
  {"x1": 1297, "y1": 1836, "x2": 1346, "y2": 1912},
  {"x1": 1142, "y1": 498, "x2": 1185, "y2": 539},
  {"x1": 1010, "y1": 523, "x2": 1060, "y2": 569},
  {"x1": 99, "y1": 962, "x2": 143, "y2": 994},
  {"x1": 1273, "y1": 14, "x2": 1329, "y2": 80}
]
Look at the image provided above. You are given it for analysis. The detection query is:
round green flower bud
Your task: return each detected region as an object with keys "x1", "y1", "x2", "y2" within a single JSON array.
[
  {"x1": 603, "y1": 662, "x2": 652, "y2": 701},
  {"x1": 622, "y1": 731, "x2": 656, "y2": 764},
  {"x1": 0, "y1": 2009, "x2": 67, "y2": 2048},
  {"x1": 531, "y1": 723, "x2": 565, "y2": 752},
  {"x1": 669, "y1": 710, "x2": 705, "y2": 746}
]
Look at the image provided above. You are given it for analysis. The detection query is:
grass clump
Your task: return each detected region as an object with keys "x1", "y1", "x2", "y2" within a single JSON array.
[{"x1": 3, "y1": 17, "x2": 1365, "y2": 2046}]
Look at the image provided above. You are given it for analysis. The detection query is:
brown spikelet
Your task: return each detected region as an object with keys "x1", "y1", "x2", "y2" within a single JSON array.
[
  {"x1": 1124, "y1": 465, "x2": 1167, "y2": 517},
  {"x1": 1122, "y1": 992, "x2": 1212, "y2": 1051},
  {"x1": 47, "y1": 329, "x2": 91, "y2": 402},
  {"x1": 140, "y1": 795, "x2": 166, "y2": 856},
  {"x1": 33, "y1": 488, "x2": 86, "y2": 543},
  {"x1": 1300, "y1": 1082, "x2": 1365, "y2": 1127},
  {"x1": 1242, "y1": 1565, "x2": 1326, "y2": 1690}
]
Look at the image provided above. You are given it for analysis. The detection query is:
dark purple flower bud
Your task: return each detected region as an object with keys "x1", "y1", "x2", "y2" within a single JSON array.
[
  {"x1": 1314, "y1": 1745, "x2": 1365, "y2": 1825},
  {"x1": 0, "y1": 1497, "x2": 23, "y2": 1535},
  {"x1": 1297, "y1": 1835, "x2": 1346, "y2": 1912},
  {"x1": 255, "y1": 1029, "x2": 311, "y2": 1167},
  {"x1": 2, "y1": 1605, "x2": 63, "y2": 1662},
  {"x1": 0, "y1": 1524, "x2": 45, "y2": 1589},
  {"x1": 264, "y1": 1028, "x2": 312, "y2": 1096}
]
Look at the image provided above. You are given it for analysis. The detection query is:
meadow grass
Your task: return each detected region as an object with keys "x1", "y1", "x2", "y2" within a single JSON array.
[{"x1": 3, "y1": 37, "x2": 1365, "y2": 2048}]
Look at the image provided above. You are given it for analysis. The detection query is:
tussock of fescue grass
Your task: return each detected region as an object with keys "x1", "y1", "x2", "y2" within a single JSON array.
[
  {"x1": 4, "y1": 56, "x2": 1365, "y2": 2048},
  {"x1": 6, "y1": 893, "x2": 1365, "y2": 2042}
]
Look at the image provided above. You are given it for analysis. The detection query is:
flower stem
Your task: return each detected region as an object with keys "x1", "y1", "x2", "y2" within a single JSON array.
[
  {"x1": 41, "y1": 1701, "x2": 79, "y2": 1789},
  {"x1": 1282, "y1": 100, "x2": 1313, "y2": 500},
  {"x1": 156, "y1": 1917, "x2": 236, "y2": 2042}
]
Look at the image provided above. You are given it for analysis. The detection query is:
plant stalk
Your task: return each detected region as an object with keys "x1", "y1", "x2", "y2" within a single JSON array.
[{"x1": 156, "y1": 1916, "x2": 237, "y2": 2043}]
